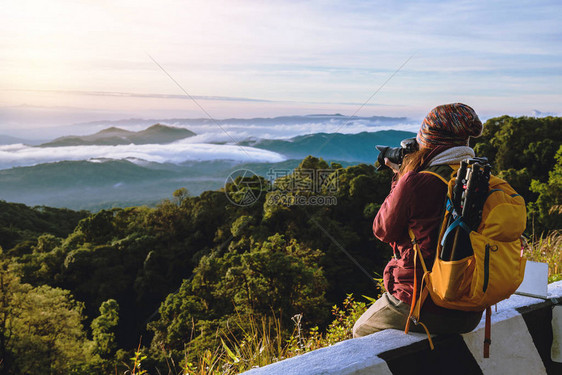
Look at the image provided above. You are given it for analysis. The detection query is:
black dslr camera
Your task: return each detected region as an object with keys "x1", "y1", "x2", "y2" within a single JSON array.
[{"x1": 375, "y1": 138, "x2": 418, "y2": 171}]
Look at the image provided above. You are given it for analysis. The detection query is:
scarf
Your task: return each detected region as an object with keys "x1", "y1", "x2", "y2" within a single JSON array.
[{"x1": 428, "y1": 146, "x2": 475, "y2": 166}]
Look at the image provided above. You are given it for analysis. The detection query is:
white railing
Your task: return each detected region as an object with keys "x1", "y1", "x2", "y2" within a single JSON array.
[{"x1": 243, "y1": 281, "x2": 562, "y2": 375}]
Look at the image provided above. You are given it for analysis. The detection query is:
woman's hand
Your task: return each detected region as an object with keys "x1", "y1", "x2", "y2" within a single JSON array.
[{"x1": 384, "y1": 158, "x2": 400, "y2": 174}]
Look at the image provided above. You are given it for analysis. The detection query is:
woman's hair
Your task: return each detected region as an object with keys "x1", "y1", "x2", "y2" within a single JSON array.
[{"x1": 397, "y1": 147, "x2": 434, "y2": 180}]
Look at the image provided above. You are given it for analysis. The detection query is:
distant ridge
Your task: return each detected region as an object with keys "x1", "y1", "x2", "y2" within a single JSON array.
[
  {"x1": 239, "y1": 130, "x2": 415, "y2": 163},
  {"x1": 305, "y1": 113, "x2": 344, "y2": 117},
  {"x1": 40, "y1": 124, "x2": 196, "y2": 147},
  {"x1": 74, "y1": 114, "x2": 408, "y2": 128},
  {"x1": 95, "y1": 127, "x2": 132, "y2": 135},
  {"x1": 0, "y1": 134, "x2": 34, "y2": 145}
]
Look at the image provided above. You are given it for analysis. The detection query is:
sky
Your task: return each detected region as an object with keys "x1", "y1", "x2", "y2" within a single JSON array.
[{"x1": 1, "y1": 0, "x2": 561, "y2": 136}]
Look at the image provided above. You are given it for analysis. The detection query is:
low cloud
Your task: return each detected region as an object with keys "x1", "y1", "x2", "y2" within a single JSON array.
[
  {"x1": 0, "y1": 142, "x2": 286, "y2": 169},
  {"x1": 110, "y1": 118, "x2": 420, "y2": 143}
]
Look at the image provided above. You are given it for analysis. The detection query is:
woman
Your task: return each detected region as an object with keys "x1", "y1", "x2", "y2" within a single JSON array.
[{"x1": 353, "y1": 103, "x2": 484, "y2": 338}]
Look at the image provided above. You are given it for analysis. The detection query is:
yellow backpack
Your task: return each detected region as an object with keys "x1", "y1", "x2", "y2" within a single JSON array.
[{"x1": 405, "y1": 161, "x2": 527, "y2": 357}]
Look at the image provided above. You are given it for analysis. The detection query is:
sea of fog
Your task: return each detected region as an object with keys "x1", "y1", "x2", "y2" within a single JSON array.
[{"x1": 0, "y1": 142, "x2": 286, "y2": 169}]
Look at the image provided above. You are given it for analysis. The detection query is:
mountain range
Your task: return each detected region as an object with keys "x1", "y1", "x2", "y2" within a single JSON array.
[
  {"x1": 14, "y1": 123, "x2": 414, "y2": 164},
  {"x1": 36, "y1": 124, "x2": 414, "y2": 164},
  {"x1": 39, "y1": 124, "x2": 196, "y2": 147}
]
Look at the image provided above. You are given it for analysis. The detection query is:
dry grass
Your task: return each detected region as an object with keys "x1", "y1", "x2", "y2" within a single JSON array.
[
  {"x1": 524, "y1": 230, "x2": 562, "y2": 282},
  {"x1": 152, "y1": 294, "x2": 370, "y2": 375}
]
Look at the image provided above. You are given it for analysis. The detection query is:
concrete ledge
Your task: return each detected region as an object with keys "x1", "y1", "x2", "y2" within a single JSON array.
[{"x1": 243, "y1": 281, "x2": 562, "y2": 375}]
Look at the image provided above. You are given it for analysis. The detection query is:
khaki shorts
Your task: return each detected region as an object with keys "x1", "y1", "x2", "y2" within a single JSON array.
[{"x1": 353, "y1": 292, "x2": 482, "y2": 338}]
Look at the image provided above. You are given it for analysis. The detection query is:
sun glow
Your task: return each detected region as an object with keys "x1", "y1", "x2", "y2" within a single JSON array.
[{"x1": 1, "y1": 0, "x2": 561, "y2": 128}]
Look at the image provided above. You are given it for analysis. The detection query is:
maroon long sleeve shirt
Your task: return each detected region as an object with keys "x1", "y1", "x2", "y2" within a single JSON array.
[{"x1": 373, "y1": 160, "x2": 449, "y2": 306}]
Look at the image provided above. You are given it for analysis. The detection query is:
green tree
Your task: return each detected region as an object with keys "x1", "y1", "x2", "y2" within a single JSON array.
[
  {"x1": 149, "y1": 234, "x2": 328, "y2": 361},
  {"x1": 473, "y1": 116, "x2": 562, "y2": 232},
  {"x1": 0, "y1": 261, "x2": 93, "y2": 375},
  {"x1": 0, "y1": 249, "x2": 18, "y2": 375},
  {"x1": 172, "y1": 187, "x2": 190, "y2": 206},
  {"x1": 91, "y1": 299, "x2": 119, "y2": 358},
  {"x1": 529, "y1": 145, "x2": 562, "y2": 233},
  {"x1": 10, "y1": 285, "x2": 93, "y2": 374},
  {"x1": 473, "y1": 116, "x2": 562, "y2": 185},
  {"x1": 74, "y1": 210, "x2": 116, "y2": 244},
  {"x1": 0, "y1": 201, "x2": 87, "y2": 252},
  {"x1": 32, "y1": 234, "x2": 61, "y2": 254}
]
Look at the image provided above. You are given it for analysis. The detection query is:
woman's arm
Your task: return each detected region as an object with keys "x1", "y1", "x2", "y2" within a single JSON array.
[{"x1": 373, "y1": 172, "x2": 414, "y2": 243}]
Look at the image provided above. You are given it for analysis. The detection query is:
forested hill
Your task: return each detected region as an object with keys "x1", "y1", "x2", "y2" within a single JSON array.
[
  {"x1": 239, "y1": 130, "x2": 415, "y2": 162},
  {"x1": 0, "y1": 116, "x2": 560, "y2": 374},
  {"x1": 0, "y1": 201, "x2": 88, "y2": 250}
]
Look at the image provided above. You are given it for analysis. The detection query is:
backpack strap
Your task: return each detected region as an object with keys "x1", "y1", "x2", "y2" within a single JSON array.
[
  {"x1": 404, "y1": 165, "x2": 455, "y2": 349},
  {"x1": 440, "y1": 215, "x2": 472, "y2": 246},
  {"x1": 420, "y1": 164, "x2": 456, "y2": 185},
  {"x1": 405, "y1": 228, "x2": 434, "y2": 351}
]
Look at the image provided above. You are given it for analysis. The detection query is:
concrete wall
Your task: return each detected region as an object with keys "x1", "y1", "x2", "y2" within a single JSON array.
[{"x1": 243, "y1": 281, "x2": 562, "y2": 375}]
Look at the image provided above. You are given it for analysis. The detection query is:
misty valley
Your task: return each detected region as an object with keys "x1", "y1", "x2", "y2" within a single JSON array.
[{"x1": 0, "y1": 115, "x2": 414, "y2": 210}]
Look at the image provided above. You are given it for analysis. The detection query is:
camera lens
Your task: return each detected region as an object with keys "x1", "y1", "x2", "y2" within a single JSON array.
[{"x1": 375, "y1": 145, "x2": 389, "y2": 170}]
